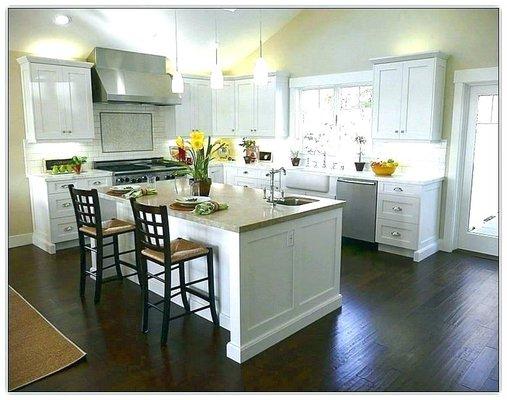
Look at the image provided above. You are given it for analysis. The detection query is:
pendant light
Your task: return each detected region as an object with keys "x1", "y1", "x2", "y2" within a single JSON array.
[
  {"x1": 171, "y1": 9, "x2": 184, "y2": 94},
  {"x1": 210, "y1": 11, "x2": 224, "y2": 89},
  {"x1": 253, "y1": 9, "x2": 269, "y2": 86}
]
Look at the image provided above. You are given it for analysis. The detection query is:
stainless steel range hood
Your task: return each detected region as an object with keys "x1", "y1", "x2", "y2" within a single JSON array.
[{"x1": 87, "y1": 47, "x2": 181, "y2": 106}]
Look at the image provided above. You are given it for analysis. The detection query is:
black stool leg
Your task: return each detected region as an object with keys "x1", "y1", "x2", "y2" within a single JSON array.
[
  {"x1": 140, "y1": 257, "x2": 150, "y2": 333},
  {"x1": 161, "y1": 263, "x2": 172, "y2": 345},
  {"x1": 206, "y1": 248, "x2": 219, "y2": 326},
  {"x1": 94, "y1": 237, "x2": 104, "y2": 304},
  {"x1": 178, "y1": 262, "x2": 191, "y2": 312},
  {"x1": 113, "y1": 235, "x2": 123, "y2": 280},
  {"x1": 78, "y1": 234, "x2": 86, "y2": 297}
]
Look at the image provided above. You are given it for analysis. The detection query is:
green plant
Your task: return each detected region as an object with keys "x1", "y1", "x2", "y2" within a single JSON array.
[
  {"x1": 290, "y1": 149, "x2": 300, "y2": 159},
  {"x1": 239, "y1": 137, "x2": 256, "y2": 153},
  {"x1": 70, "y1": 156, "x2": 87, "y2": 166},
  {"x1": 354, "y1": 136, "x2": 367, "y2": 162}
]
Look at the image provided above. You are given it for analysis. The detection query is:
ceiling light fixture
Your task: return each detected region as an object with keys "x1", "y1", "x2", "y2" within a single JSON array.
[
  {"x1": 253, "y1": 9, "x2": 269, "y2": 86},
  {"x1": 54, "y1": 14, "x2": 71, "y2": 26},
  {"x1": 210, "y1": 11, "x2": 224, "y2": 90},
  {"x1": 171, "y1": 10, "x2": 184, "y2": 94}
]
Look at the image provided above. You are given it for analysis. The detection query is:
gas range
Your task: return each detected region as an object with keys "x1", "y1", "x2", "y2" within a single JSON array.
[{"x1": 94, "y1": 157, "x2": 187, "y2": 185}]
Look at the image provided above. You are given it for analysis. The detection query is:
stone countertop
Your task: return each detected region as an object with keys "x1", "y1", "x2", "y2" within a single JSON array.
[
  {"x1": 97, "y1": 181, "x2": 345, "y2": 233},
  {"x1": 212, "y1": 161, "x2": 444, "y2": 185},
  {"x1": 28, "y1": 169, "x2": 113, "y2": 181}
]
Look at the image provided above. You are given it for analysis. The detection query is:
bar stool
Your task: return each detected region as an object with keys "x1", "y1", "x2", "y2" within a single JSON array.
[
  {"x1": 129, "y1": 198, "x2": 219, "y2": 345},
  {"x1": 68, "y1": 185, "x2": 139, "y2": 303}
]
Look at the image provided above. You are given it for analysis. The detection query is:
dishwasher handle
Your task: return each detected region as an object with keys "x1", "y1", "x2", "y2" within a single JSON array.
[{"x1": 337, "y1": 178, "x2": 377, "y2": 186}]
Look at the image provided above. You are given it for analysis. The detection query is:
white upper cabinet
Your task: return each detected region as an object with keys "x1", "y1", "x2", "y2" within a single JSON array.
[
  {"x1": 371, "y1": 52, "x2": 447, "y2": 141},
  {"x1": 174, "y1": 78, "x2": 213, "y2": 137},
  {"x1": 255, "y1": 77, "x2": 277, "y2": 137},
  {"x1": 235, "y1": 79, "x2": 255, "y2": 136},
  {"x1": 212, "y1": 80, "x2": 236, "y2": 136},
  {"x1": 18, "y1": 56, "x2": 94, "y2": 143}
]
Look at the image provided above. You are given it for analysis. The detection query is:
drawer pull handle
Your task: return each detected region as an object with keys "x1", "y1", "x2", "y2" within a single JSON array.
[
  {"x1": 243, "y1": 171, "x2": 248, "y2": 174},
  {"x1": 62, "y1": 202, "x2": 71, "y2": 207},
  {"x1": 392, "y1": 206, "x2": 402, "y2": 212},
  {"x1": 93, "y1": 181, "x2": 102, "y2": 185},
  {"x1": 64, "y1": 226, "x2": 73, "y2": 232},
  {"x1": 390, "y1": 231, "x2": 401, "y2": 237},
  {"x1": 393, "y1": 187, "x2": 403, "y2": 192},
  {"x1": 60, "y1": 184, "x2": 70, "y2": 188}
]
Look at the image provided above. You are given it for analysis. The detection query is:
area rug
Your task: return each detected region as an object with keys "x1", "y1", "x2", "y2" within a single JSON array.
[{"x1": 8, "y1": 286, "x2": 86, "y2": 391}]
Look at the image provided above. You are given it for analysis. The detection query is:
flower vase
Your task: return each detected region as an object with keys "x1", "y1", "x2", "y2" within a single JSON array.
[{"x1": 192, "y1": 178, "x2": 212, "y2": 196}]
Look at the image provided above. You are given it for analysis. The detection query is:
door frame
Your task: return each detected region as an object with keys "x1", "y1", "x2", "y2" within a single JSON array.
[{"x1": 441, "y1": 67, "x2": 498, "y2": 252}]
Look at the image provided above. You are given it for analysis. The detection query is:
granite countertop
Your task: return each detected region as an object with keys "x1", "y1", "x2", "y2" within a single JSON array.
[
  {"x1": 28, "y1": 169, "x2": 113, "y2": 181},
  {"x1": 97, "y1": 181, "x2": 345, "y2": 233}
]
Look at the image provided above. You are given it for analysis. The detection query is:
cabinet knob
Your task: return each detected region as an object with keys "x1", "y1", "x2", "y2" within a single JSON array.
[
  {"x1": 93, "y1": 181, "x2": 102, "y2": 185},
  {"x1": 243, "y1": 171, "x2": 248, "y2": 174},
  {"x1": 390, "y1": 231, "x2": 401, "y2": 237},
  {"x1": 392, "y1": 206, "x2": 402, "y2": 212},
  {"x1": 62, "y1": 202, "x2": 71, "y2": 208},
  {"x1": 232, "y1": 128, "x2": 235, "y2": 132},
  {"x1": 61, "y1": 184, "x2": 70, "y2": 188},
  {"x1": 400, "y1": 130, "x2": 405, "y2": 133},
  {"x1": 64, "y1": 226, "x2": 73, "y2": 232},
  {"x1": 394, "y1": 130, "x2": 399, "y2": 133},
  {"x1": 393, "y1": 187, "x2": 403, "y2": 192}
]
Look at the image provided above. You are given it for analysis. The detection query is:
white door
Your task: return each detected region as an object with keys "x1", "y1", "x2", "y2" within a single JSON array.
[
  {"x1": 174, "y1": 81, "x2": 193, "y2": 136},
  {"x1": 213, "y1": 81, "x2": 236, "y2": 136},
  {"x1": 458, "y1": 84, "x2": 498, "y2": 256},
  {"x1": 372, "y1": 62, "x2": 403, "y2": 139},
  {"x1": 236, "y1": 79, "x2": 255, "y2": 136},
  {"x1": 254, "y1": 76, "x2": 276, "y2": 137},
  {"x1": 30, "y1": 63, "x2": 66, "y2": 139},
  {"x1": 61, "y1": 66, "x2": 94, "y2": 139},
  {"x1": 400, "y1": 59, "x2": 434, "y2": 140},
  {"x1": 193, "y1": 80, "x2": 213, "y2": 133}
]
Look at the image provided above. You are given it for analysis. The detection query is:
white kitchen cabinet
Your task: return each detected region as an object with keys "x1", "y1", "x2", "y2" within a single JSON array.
[
  {"x1": 371, "y1": 52, "x2": 447, "y2": 141},
  {"x1": 212, "y1": 81, "x2": 236, "y2": 136},
  {"x1": 174, "y1": 78, "x2": 213, "y2": 136},
  {"x1": 208, "y1": 165, "x2": 224, "y2": 183},
  {"x1": 17, "y1": 56, "x2": 94, "y2": 143},
  {"x1": 234, "y1": 73, "x2": 289, "y2": 138}
]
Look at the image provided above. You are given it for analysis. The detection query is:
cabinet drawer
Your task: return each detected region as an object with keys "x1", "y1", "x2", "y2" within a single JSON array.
[
  {"x1": 376, "y1": 218, "x2": 418, "y2": 250},
  {"x1": 377, "y1": 194, "x2": 420, "y2": 224},
  {"x1": 234, "y1": 176, "x2": 260, "y2": 188},
  {"x1": 47, "y1": 179, "x2": 79, "y2": 194},
  {"x1": 237, "y1": 167, "x2": 263, "y2": 179},
  {"x1": 379, "y1": 182, "x2": 421, "y2": 196},
  {"x1": 51, "y1": 216, "x2": 78, "y2": 243},
  {"x1": 49, "y1": 192, "x2": 74, "y2": 218},
  {"x1": 81, "y1": 177, "x2": 111, "y2": 189}
]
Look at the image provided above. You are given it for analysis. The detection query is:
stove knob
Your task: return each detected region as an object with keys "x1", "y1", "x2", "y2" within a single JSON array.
[
  {"x1": 155, "y1": 176, "x2": 160, "y2": 181},
  {"x1": 117, "y1": 177, "x2": 125, "y2": 183},
  {"x1": 124, "y1": 177, "x2": 130, "y2": 182},
  {"x1": 141, "y1": 176, "x2": 147, "y2": 182},
  {"x1": 136, "y1": 178, "x2": 143, "y2": 183},
  {"x1": 164, "y1": 175, "x2": 171, "y2": 180}
]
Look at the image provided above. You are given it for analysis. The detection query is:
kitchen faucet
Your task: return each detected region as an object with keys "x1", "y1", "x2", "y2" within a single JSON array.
[{"x1": 264, "y1": 167, "x2": 286, "y2": 204}]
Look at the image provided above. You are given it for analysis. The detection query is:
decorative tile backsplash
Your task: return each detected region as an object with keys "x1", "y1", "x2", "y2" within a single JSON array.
[{"x1": 23, "y1": 103, "x2": 175, "y2": 175}]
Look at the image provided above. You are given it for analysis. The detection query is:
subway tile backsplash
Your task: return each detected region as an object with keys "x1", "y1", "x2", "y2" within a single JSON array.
[{"x1": 23, "y1": 103, "x2": 175, "y2": 175}]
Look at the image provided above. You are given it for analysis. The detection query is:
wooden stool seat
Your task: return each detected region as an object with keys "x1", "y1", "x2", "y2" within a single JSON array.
[
  {"x1": 141, "y1": 238, "x2": 209, "y2": 265},
  {"x1": 79, "y1": 218, "x2": 135, "y2": 237}
]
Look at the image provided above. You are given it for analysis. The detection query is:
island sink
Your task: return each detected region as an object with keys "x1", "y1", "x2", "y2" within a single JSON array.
[{"x1": 273, "y1": 196, "x2": 319, "y2": 206}]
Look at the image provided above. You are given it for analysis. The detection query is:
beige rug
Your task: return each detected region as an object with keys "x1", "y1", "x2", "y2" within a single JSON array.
[{"x1": 8, "y1": 286, "x2": 86, "y2": 391}]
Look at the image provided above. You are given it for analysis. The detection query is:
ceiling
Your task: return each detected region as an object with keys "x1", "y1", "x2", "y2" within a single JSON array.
[{"x1": 8, "y1": 8, "x2": 300, "y2": 74}]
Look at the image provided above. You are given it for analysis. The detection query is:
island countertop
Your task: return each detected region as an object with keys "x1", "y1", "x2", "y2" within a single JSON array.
[{"x1": 97, "y1": 181, "x2": 345, "y2": 233}]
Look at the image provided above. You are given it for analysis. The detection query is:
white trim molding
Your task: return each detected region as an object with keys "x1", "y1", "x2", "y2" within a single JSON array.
[
  {"x1": 8, "y1": 233, "x2": 33, "y2": 248},
  {"x1": 289, "y1": 70, "x2": 372, "y2": 88},
  {"x1": 441, "y1": 66, "x2": 498, "y2": 252}
]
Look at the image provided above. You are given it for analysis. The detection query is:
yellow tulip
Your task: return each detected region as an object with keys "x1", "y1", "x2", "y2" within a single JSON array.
[
  {"x1": 175, "y1": 136, "x2": 185, "y2": 149},
  {"x1": 190, "y1": 130, "x2": 205, "y2": 143},
  {"x1": 190, "y1": 138, "x2": 204, "y2": 150}
]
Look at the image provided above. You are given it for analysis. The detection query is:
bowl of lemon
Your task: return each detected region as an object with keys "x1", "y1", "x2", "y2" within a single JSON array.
[{"x1": 370, "y1": 159, "x2": 399, "y2": 176}]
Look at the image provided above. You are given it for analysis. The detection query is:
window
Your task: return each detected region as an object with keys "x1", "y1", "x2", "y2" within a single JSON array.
[{"x1": 298, "y1": 84, "x2": 372, "y2": 167}]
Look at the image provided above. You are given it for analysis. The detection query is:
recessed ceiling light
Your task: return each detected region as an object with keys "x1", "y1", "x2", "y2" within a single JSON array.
[{"x1": 54, "y1": 15, "x2": 71, "y2": 26}]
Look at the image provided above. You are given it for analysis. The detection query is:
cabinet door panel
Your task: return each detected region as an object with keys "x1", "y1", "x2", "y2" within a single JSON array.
[
  {"x1": 61, "y1": 66, "x2": 94, "y2": 139},
  {"x1": 174, "y1": 81, "x2": 193, "y2": 136},
  {"x1": 401, "y1": 59, "x2": 435, "y2": 139},
  {"x1": 372, "y1": 62, "x2": 403, "y2": 139},
  {"x1": 213, "y1": 81, "x2": 236, "y2": 136},
  {"x1": 255, "y1": 77, "x2": 276, "y2": 137},
  {"x1": 193, "y1": 80, "x2": 213, "y2": 133},
  {"x1": 30, "y1": 63, "x2": 65, "y2": 139},
  {"x1": 236, "y1": 79, "x2": 255, "y2": 136}
]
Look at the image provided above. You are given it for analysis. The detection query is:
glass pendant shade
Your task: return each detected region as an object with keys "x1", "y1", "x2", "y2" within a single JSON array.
[
  {"x1": 254, "y1": 57, "x2": 269, "y2": 86},
  {"x1": 210, "y1": 64, "x2": 224, "y2": 89},
  {"x1": 172, "y1": 70, "x2": 184, "y2": 94}
]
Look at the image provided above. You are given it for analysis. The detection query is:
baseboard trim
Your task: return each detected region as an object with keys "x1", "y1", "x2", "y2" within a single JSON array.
[
  {"x1": 414, "y1": 241, "x2": 440, "y2": 262},
  {"x1": 8, "y1": 233, "x2": 33, "y2": 248}
]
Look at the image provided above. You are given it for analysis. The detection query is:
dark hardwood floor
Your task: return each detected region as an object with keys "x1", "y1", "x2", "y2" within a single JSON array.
[{"x1": 8, "y1": 240, "x2": 499, "y2": 392}]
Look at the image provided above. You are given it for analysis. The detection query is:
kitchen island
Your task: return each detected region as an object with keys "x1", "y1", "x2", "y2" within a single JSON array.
[{"x1": 97, "y1": 181, "x2": 345, "y2": 363}]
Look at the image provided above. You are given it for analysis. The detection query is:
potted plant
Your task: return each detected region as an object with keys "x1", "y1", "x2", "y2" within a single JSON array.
[
  {"x1": 354, "y1": 136, "x2": 367, "y2": 171},
  {"x1": 70, "y1": 156, "x2": 87, "y2": 174},
  {"x1": 239, "y1": 138, "x2": 257, "y2": 164},
  {"x1": 290, "y1": 149, "x2": 301, "y2": 166},
  {"x1": 176, "y1": 131, "x2": 226, "y2": 196}
]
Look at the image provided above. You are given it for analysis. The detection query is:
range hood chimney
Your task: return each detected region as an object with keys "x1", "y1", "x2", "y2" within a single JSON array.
[{"x1": 87, "y1": 47, "x2": 182, "y2": 106}]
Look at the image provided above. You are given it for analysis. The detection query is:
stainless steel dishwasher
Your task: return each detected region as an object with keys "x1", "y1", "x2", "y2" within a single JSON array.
[{"x1": 336, "y1": 178, "x2": 377, "y2": 242}]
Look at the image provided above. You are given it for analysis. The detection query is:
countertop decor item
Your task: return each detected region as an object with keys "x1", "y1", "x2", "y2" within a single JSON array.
[
  {"x1": 69, "y1": 156, "x2": 87, "y2": 174},
  {"x1": 354, "y1": 135, "x2": 367, "y2": 171},
  {"x1": 194, "y1": 201, "x2": 229, "y2": 215},
  {"x1": 370, "y1": 159, "x2": 399, "y2": 176},
  {"x1": 176, "y1": 131, "x2": 226, "y2": 196},
  {"x1": 239, "y1": 137, "x2": 258, "y2": 164},
  {"x1": 290, "y1": 149, "x2": 301, "y2": 166}
]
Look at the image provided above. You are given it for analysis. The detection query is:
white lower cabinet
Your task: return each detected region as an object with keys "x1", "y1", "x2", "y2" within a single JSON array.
[
  {"x1": 28, "y1": 172, "x2": 113, "y2": 254},
  {"x1": 209, "y1": 165, "x2": 224, "y2": 184},
  {"x1": 375, "y1": 180, "x2": 442, "y2": 261}
]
